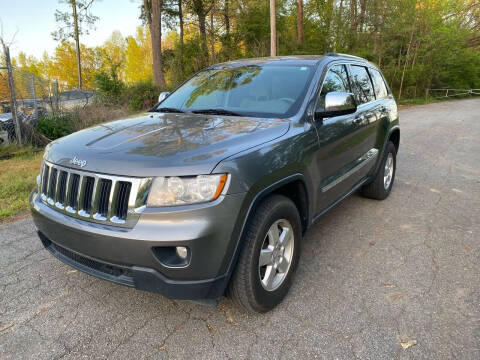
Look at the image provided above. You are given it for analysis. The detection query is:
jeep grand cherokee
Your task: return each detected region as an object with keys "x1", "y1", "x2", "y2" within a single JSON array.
[{"x1": 31, "y1": 53, "x2": 400, "y2": 312}]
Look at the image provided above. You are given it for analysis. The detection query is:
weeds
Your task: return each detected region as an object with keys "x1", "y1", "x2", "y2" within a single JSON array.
[{"x1": 0, "y1": 150, "x2": 42, "y2": 221}]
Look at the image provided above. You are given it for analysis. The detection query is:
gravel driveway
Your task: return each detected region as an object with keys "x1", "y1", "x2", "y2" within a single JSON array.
[{"x1": 1, "y1": 98, "x2": 479, "y2": 359}]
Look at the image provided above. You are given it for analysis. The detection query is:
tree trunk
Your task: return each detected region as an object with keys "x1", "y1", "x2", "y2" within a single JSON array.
[
  {"x1": 349, "y1": 0, "x2": 357, "y2": 50},
  {"x1": 359, "y1": 0, "x2": 366, "y2": 33},
  {"x1": 146, "y1": 0, "x2": 167, "y2": 88},
  {"x1": 1, "y1": 42, "x2": 21, "y2": 144},
  {"x1": 270, "y1": 0, "x2": 277, "y2": 56},
  {"x1": 335, "y1": 0, "x2": 344, "y2": 52},
  {"x1": 223, "y1": 0, "x2": 232, "y2": 59},
  {"x1": 398, "y1": 20, "x2": 416, "y2": 100},
  {"x1": 297, "y1": 0, "x2": 303, "y2": 46},
  {"x1": 178, "y1": 0, "x2": 184, "y2": 58},
  {"x1": 411, "y1": 41, "x2": 420, "y2": 69},
  {"x1": 224, "y1": 0, "x2": 230, "y2": 36},
  {"x1": 198, "y1": 13, "x2": 209, "y2": 66},
  {"x1": 189, "y1": 0, "x2": 213, "y2": 68},
  {"x1": 210, "y1": 9, "x2": 216, "y2": 63},
  {"x1": 71, "y1": 0, "x2": 82, "y2": 90}
]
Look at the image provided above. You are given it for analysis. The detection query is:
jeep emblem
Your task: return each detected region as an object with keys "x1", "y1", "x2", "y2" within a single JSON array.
[{"x1": 70, "y1": 156, "x2": 87, "y2": 168}]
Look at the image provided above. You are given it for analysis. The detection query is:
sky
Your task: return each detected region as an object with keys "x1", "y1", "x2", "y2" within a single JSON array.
[{"x1": 0, "y1": 0, "x2": 144, "y2": 58}]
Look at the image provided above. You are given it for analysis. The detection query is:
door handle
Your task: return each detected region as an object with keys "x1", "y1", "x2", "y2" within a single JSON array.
[{"x1": 354, "y1": 116, "x2": 364, "y2": 124}]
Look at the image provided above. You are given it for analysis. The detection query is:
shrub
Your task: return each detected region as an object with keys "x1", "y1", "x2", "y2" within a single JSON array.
[
  {"x1": 122, "y1": 81, "x2": 161, "y2": 111},
  {"x1": 95, "y1": 69, "x2": 124, "y2": 104},
  {"x1": 68, "y1": 103, "x2": 133, "y2": 130},
  {"x1": 36, "y1": 113, "x2": 75, "y2": 140}
]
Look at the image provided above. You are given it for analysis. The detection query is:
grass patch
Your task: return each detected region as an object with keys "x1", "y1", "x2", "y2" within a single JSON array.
[
  {"x1": 0, "y1": 151, "x2": 43, "y2": 222},
  {"x1": 0, "y1": 145, "x2": 41, "y2": 157},
  {"x1": 397, "y1": 95, "x2": 480, "y2": 106},
  {"x1": 398, "y1": 97, "x2": 440, "y2": 106}
]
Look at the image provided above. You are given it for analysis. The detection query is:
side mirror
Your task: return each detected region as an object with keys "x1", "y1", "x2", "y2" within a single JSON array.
[
  {"x1": 315, "y1": 92, "x2": 357, "y2": 119},
  {"x1": 158, "y1": 91, "x2": 170, "y2": 103}
]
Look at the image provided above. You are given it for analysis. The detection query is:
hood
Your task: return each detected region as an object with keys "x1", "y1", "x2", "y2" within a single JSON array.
[{"x1": 46, "y1": 112, "x2": 290, "y2": 177}]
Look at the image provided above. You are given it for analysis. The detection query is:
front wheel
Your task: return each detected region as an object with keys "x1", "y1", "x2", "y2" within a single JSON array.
[{"x1": 228, "y1": 194, "x2": 302, "y2": 312}]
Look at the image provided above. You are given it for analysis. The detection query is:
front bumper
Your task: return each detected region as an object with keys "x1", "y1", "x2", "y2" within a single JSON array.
[{"x1": 30, "y1": 190, "x2": 247, "y2": 299}]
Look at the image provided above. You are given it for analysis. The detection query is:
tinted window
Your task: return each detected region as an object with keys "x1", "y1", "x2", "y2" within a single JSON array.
[
  {"x1": 369, "y1": 68, "x2": 388, "y2": 99},
  {"x1": 316, "y1": 65, "x2": 351, "y2": 111},
  {"x1": 349, "y1": 65, "x2": 375, "y2": 104},
  {"x1": 157, "y1": 65, "x2": 315, "y2": 118}
]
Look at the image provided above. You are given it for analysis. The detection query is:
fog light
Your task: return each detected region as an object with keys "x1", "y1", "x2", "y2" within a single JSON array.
[{"x1": 176, "y1": 246, "x2": 188, "y2": 260}]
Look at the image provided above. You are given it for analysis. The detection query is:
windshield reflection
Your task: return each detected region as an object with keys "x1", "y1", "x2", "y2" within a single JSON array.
[{"x1": 157, "y1": 65, "x2": 314, "y2": 119}]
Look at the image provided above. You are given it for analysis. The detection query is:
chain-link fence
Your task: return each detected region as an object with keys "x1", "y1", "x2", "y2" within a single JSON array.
[
  {"x1": 1, "y1": 44, "x2": 96, "y2": 147},
  {"x1": 0, "y1": 47, "x2": 55, "y2": 147},
  {"x1": 1, "y1": 69, "x2": 52, "y2": 144}
]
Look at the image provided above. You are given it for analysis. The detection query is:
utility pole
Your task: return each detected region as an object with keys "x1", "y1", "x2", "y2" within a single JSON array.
[
  {"x1": 297, "y1": 0, "x2": 303, "y2": 46},
  {"x1": 31, "y1": 74, "x2": 38, "y2": 121},
  {"x1": 270, "y1": 0, "x2": 277, "y2": 56},
  {"x1": 72, "y1": 0, "x2": 82, "y2": 89},
  {"x1": 1, "y1": 42, "x2": 22, "y2": 144}
]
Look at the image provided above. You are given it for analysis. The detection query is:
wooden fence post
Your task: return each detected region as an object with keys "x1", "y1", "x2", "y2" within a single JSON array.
[{"x1": 3, "y1": 45, "x2": 22, "y2": 144}]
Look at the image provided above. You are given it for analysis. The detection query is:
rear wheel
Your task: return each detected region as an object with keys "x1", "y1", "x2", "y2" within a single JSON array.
[
  {"x1": 228, "y1": 194, "x2": 301, "y2": 312},
  {"x1": 362, "y1": 141, "x2": 397, "y2": 200}
]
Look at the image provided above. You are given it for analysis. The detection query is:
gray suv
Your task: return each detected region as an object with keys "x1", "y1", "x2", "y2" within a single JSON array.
[{"x1": 30, "y1": 54, "x2": 399, "y2": 312}]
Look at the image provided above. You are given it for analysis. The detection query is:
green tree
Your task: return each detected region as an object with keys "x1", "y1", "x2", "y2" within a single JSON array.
[{"x1": 52, "y1": 0, "x2": 98, "y2": 89}]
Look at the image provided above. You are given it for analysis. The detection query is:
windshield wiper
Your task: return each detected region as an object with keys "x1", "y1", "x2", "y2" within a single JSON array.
[
  {"x1": 191, "y1": 108, "x2": 243, "y2": 116},
  {"x1": 153, "y1": 107, "x2": 185, "y2": 113}
]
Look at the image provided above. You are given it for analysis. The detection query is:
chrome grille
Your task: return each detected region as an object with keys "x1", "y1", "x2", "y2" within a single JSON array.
[
  {"x1": 39, "y1": 161, "x2": 152, "y2": 228},
  {"x1": 97, "y1": 179, "x2": 112, "y2": 217}
]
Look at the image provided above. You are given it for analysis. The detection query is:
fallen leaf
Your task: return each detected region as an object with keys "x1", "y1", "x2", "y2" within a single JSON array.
[
  {"x1": 388, "y1": 292, "x2": 404, "y2": 301},
  {"x1": 400, "y1": 339, "x2": 417, "y2": 350},
  {"x1": 225, "y1": 310, "x2": 234, "y2": 324},
  {"x1": 218, "y1": 304, "x2": 235, "y2": 325},
  {"x1": 0, "y1": 323, "x2": 14, "y2": 332},
  {"x1": 369, "y1": 241, "x2": 376, "y2": 247},
  {"x1": 464, "y1": 246, "x2": 474, "y2": 252},
  {"x1": 380, "y1": 284, "x2": 396, "y2": 289},
  {"x1": 159, "y1": 344, "x2": 166, "y2": 351},
  {"x1": 206, "y1": 324, "x2": 216, "y2": 335}
]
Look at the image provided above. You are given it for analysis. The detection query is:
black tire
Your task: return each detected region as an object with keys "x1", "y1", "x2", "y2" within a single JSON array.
[
  {"x1": 362, "y1": 141, "x2": 397, "y2": 200},
  {"x1": 228, "y1": 194, "x2": 302, "y2": 313}
]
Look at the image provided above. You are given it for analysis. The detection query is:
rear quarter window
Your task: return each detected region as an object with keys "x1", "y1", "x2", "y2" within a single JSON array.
[{"x1": 369, "y1": 68, "x2": 389, "y2": 99}]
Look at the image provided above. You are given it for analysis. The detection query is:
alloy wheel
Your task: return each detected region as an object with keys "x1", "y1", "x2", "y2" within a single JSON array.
[
  {"x1": 384, "y1": 152, "x2": 394, "y2": 190},
  {"x1": 258, "y1": 219, "x2": 295, "y2": 291}
]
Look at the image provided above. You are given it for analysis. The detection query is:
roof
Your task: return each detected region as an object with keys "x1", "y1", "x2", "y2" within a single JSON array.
[
  {"x1": 211, "y1": 55, "x2": 325, "y2": 68},
  {"x1": 210, "y1": 53, "x2": 369, "y2": 69}
]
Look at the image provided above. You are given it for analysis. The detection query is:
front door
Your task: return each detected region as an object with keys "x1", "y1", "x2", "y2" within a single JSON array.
[{"x1": 312, "y1": 64, "x2": 367, "y2": 214}]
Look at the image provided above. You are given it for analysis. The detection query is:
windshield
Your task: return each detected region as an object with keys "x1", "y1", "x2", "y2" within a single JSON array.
[{"x1": 155, "y1": 64, "x2": 315, "y2": 118}]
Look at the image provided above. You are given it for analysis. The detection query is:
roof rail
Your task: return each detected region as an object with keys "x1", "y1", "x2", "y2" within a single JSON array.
[{"x1": 325, "y1": 52, "x2": 366, "y2": 60}]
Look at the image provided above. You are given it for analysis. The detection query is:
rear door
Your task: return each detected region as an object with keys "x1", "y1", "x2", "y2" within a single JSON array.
[
  {"x1": 347, "y1": 64, "x2": 379, "y2": 158},
  {"x1": 367, "y1": 67, "x2": 395, "y2": 154}
]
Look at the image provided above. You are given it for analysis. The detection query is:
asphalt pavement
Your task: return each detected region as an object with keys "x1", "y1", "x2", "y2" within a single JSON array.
[{"x1": 1, "y1": 98, "x2": 479, "y2": 359}]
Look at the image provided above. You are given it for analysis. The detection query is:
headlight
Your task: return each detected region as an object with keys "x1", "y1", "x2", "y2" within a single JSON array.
[{"x1": 147, "y1": 174, "x2": 228, "y2": 207}]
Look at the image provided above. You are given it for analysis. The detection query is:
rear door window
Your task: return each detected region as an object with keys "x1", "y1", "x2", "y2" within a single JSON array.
[
  {"x1": 349, "y1": 65, "x2": 375, "y2": 104},
  {"x1": 369, "y1": 68, "x2": 388, "y2": 99}
]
